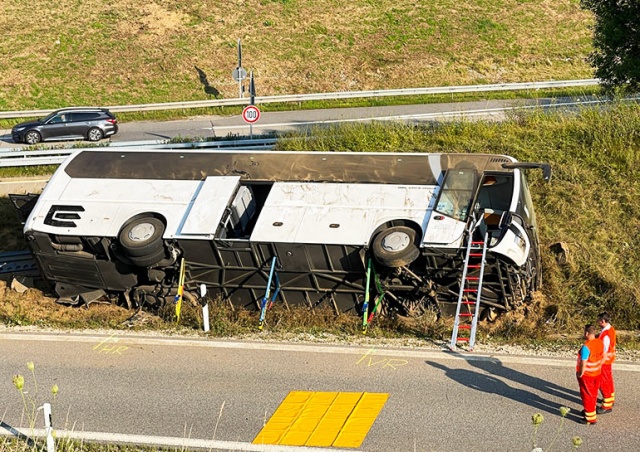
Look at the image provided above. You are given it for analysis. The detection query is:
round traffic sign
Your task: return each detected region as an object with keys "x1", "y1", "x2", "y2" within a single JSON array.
[
  {"x1": 242, "y1": 105, "x2": 261, "y2": 124},
  {"x1": 232, "y1": 67, "x2": 247, "y2": 82}
]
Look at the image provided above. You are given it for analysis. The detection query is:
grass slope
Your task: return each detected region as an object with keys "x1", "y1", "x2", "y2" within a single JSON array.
[
  {"x1": 2, "y1": 0, "x2": 592, "y2": 111},
  {"x1": 275, "y1": 102, "x2": 640, "y2": 332},
  {"x1": 1, "y1": 103, "x2": 639, "y2": 341}
]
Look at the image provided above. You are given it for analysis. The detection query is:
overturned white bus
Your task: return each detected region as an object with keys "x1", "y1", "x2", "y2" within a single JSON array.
[{"x1": 17, "y1": 149, "x2": 550, "y2": 320}]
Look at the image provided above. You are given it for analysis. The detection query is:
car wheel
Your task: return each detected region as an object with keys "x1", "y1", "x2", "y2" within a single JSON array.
[
  {"x1": 118, "y1": 217, "x2": 165, "y2": 257},
  {"x1": 24, "y1": 131, "x2": 41, "y2": 145},
  {"x1": 371, "y1": 226, "x2": 420, "y2": 268},
  {"x1": 87, "y1": 127, "x2": 104, "y2": 142}
]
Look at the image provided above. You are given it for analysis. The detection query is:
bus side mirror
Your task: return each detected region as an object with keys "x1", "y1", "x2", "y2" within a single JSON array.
[{"x1": 501, "y1": 162, "x2": 552, "y2": 182}]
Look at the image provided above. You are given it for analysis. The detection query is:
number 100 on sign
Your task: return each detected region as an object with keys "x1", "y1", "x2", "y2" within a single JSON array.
[{"x1": 242, "y1": 105, "x2": 261, "y2": 124}]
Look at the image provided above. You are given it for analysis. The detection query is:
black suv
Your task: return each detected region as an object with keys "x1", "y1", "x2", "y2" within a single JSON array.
[{"x1": 12, "y1": 107, "x2": 118, "y2": 145}]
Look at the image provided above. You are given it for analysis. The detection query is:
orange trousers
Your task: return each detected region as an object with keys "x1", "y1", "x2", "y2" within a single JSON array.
[
  {"x1": 578, "y1": 374, "x2": 601, "y2": 423},
  {"x1": 599, "y1": 363, "x2": 615, "y2": 409}
]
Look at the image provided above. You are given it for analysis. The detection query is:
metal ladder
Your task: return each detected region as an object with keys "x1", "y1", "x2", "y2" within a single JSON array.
[{"x1": 449, "y1": 219, "x2": 489, "y2": 351}]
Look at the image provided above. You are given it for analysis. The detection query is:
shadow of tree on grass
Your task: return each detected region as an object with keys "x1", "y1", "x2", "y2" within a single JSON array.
[{"x1": 195, "y1": 66, "x2": 221, "y2": 98}]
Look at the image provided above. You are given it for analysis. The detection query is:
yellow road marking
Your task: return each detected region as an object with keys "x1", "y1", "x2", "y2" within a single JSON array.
[
  {"x1": 92, "y1": 335, "x2": 129, "y2": 355},
  {"x1": 253, "y1": 391, "x2": 388, "y2": 448}
]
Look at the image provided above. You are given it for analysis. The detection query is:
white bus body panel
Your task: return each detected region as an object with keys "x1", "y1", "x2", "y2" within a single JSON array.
[
  {"x1": 26, "y1": 175, "x2": 241, "y2": 239},
  {"x1": 421, "y1": 212, "x2": 467, "y2": 248},
  {"x1": 179, "y1": 176, "x2": 241, "y2": 236},
  {"x1": 250, "y1": 182, "x2": 436, "y2": 245},
  {"x1": 490, "y1": 222, "x2": 530, "y2": 266}
]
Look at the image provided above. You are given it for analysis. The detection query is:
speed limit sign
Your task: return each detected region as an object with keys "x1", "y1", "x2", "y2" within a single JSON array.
[{"x1": 242, "y1": 105, "x2": 261, "y2": 124}]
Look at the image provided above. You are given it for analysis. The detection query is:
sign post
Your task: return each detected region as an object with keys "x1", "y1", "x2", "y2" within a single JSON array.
[
  {"x1": 232, "y1": 39, "x2": 247, "y2": 98},
  {"x1": 242, "y1": 104, "x2": 261, "y2": 139},
  {"x1": 249, "y1": 70, "x2": 256, "y2": 105}
]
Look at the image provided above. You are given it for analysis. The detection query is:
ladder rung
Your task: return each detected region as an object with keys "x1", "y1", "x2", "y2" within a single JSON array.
[
  {"x1": 470, "y1": 253, "x2": 483, "y2": 257},
  {"x1": 463, "y1": 289, "x2": 477, "y2": 292},
  {"x1": 456, "y1": 337, "x2": 470, "y2": 342},
  {"x1": 458, "y1": 325, "x2": 471, "y2": 329},
  {"x1": 468, "y1": 265, "x2": 481, "y2": 268},
  {"x1": 462, "y1": 301, "x2": 476, "y2": 305},
  {"x1": 466, "y1": 276, "x2": 480, "y2": 280},
  {"x1": 458, "y1": 313, "x2": 473, "y2": 317},
  {"x1": 471, "y1": 241, "x2": 484, "y2": 245}
]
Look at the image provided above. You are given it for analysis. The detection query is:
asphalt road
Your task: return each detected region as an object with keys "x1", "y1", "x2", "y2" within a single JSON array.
[
  {"x1": 0, "y1": 98, "x2": 572, "y2": 149},
  {"x1": 2, "y1": 332, "x2": 639, "y2": 451}
]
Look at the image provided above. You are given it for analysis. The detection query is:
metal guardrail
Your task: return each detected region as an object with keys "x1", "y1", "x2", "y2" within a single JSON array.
[
  {"x1": 0, "y1": 250, "x2": 38, "y2": 277},
  {"x1": 0, "y1": 79, "x2": 600, "y2": 119},
  {"x1": 0, "y1": 138, "x2": 278, "y2": 167}
]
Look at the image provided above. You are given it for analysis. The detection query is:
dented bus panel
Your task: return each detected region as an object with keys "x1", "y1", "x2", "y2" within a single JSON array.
[{"x1": 20, "y1": 149, "x2": 550, "y2": 318}]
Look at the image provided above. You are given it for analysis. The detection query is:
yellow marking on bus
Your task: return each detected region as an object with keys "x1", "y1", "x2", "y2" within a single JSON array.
[{"x1": 253, "y1": 391, "x2": 388, "y2": 448}]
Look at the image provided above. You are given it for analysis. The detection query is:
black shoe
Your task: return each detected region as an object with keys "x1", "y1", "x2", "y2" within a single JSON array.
[{"x1": 596, "y1": 407, "x2": 612, "y2": 414}]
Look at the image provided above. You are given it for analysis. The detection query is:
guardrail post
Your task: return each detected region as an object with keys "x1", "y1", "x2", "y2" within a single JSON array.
[{"x1": 43, "y1": 402, "x2": 55, "y2": 452}]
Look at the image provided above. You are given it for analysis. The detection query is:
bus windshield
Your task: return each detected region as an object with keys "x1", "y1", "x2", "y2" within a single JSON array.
[{"x1": 435, "y1": 169, "x2": 476, "y2": 221}]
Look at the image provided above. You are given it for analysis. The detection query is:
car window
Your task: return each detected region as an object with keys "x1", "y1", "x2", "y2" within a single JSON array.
[
  {"x1": 41, "y1": 113, "x2": 56, "y2": 123},
  {"x1": 71, "y1": 112, "x2": 100, "y2": 121},
  {"x1": 48, "y1": 114, "x2": 66, "y2": 124}
]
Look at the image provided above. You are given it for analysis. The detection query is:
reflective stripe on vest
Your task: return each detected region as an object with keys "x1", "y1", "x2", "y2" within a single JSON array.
[
  {"x1": 576, "y1": 339, "x2": 604, "y2": 377},
  {"x1": 600, "y1": 327, "x2": 616, "y2": 365}
]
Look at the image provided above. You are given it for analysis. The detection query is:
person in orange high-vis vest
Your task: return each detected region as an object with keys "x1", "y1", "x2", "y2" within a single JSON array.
[
  {"x1": 576, "y1": 324, "x2": 604, "y2": 424},
  {"x1": 597, "y1": 312, "x2": 616, "y2": 414}
]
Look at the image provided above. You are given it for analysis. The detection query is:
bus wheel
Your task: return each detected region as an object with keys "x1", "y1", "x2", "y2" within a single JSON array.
[
  {"x1": 371, "y1": 226, "x2": 420, "y2": 268},
  {"x1": 129, "y1": 248, "x2": 167, "y2": 268},
  {"x1": 119, "y1": 216, "x2": 165, "y2": 257}
]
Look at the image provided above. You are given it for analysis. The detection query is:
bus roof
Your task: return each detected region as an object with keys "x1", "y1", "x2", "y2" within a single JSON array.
[{"x1": 63, "y1": 150, "x2": 517, "y2": 185}]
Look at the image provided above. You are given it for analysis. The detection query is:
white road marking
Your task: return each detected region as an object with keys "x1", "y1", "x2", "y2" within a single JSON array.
[
  {"x1": 199, "y1": 108, "x2": 506, "y2": 132},
  {"x1": 0, "y1": 427, "x2": 358, "y2": 452},
  {"x1": 201, "y1": 99, "x2": 611, "y2": 132},
  {"x1": 2, "y1": 332, "x2": 639, "y2": 370}
]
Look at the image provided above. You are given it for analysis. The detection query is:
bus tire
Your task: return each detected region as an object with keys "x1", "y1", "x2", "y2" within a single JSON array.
[
  {"x1": 119, "y1": 216, "x2": 165, "y2": 257},
  {"x1": 371, "y1": 226, "x2": 420, "y2": 268},
  {"x1": 129, "y1": 248, "x2": 167, "y2": 268}
]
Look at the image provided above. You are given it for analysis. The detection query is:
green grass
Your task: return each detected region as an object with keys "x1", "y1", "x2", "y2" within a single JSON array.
[
  {"x1": 275, "y1": 102, "x2": 640, "y2": 332},
  {"x1": 1, "y1": 0, "x2": 594, "y2": 112}
]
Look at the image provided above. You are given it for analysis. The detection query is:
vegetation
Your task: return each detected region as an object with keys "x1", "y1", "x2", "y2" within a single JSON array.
[
  {"x1": 275, "y1": 102, "x2": 640, "y2": 333},
  {"x1": 0, "y1": 440, "x2": 162, "y2": 452},
  {"x1": 530, "y1": 408, "x2": 582, "y2": 451},
  {"x1": 581, "y1": 0, "x2": 640, "y2": 95},
  {"x1": 1, "y1": 102, "x2": 639, "y2": 343},
  {"x1": 1, "y1": 0, "x2": 594, "y2": 112}
]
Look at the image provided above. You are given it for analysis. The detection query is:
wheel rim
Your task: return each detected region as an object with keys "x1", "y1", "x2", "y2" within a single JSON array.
[
  {"x1": 380, "y1": 231, "x2": 411, "y2": 252},
  {"x1": 128, "y1": 222, "x2": 156, "y2": 243},
  {"x1": 26, "y1": 132, "x2": 39, "y2": 144},
  {"x1": 88, "y1": 129, "x2": 102, "y2": 141}
]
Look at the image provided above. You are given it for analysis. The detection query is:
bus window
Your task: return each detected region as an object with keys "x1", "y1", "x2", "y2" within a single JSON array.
[{"x1": 435, "y1": 169, "x2": 476, "y2": 221}]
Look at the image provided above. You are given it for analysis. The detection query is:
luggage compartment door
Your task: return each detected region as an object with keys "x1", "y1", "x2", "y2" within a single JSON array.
[{"x1": 179, "y1": 176, "x2": 242, "y2": 236}]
